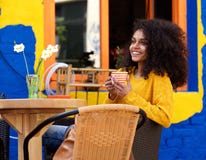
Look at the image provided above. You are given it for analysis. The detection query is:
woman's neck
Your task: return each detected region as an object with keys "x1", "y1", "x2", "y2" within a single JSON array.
[{"x1": 134, "y1": 67, "x2": 142, "y2": 79}]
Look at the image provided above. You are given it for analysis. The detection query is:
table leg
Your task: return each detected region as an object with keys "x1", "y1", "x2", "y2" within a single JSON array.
[
  {"x1": 18, "y1": 124, "x2": 52, "y2": 160},
  {"x1": 2, "y1": 111, "x2": 64, "y2": 160},
  {"x1": 29, "y1": 136, "x2": 42, "y2": 160}
]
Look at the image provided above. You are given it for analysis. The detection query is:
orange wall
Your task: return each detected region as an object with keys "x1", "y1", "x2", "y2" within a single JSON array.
[{"x1": 44, "y1": 0, "x2": 56, "y2": 69}]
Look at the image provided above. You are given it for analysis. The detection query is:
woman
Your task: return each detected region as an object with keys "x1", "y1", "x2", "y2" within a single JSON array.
[
  {"x1": 104, "y1": 19, "x2": 188, "y2": 159},
  {"x1": 51, "y1": 19, "x2": 188, "y2": 160}
]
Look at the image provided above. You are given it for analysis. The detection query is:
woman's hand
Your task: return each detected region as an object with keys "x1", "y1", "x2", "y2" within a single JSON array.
[{"x1": 105, "y1": 77, "x2": 117, "y2": 100}]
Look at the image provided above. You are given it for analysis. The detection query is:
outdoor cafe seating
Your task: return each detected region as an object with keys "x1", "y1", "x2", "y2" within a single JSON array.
[
  {"x1": 56, "y1": 64, "x2": 117, "y2": 104},
  {"x1": 0, "y1": 64, "x2": 162, "y2": 160},
  {"x1": 23, "y1": 104, "x2": 146, "y2": 160}
]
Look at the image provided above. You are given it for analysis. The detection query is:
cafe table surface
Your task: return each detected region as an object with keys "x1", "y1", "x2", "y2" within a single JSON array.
[{"x1": 0, "y1": 98, "x2": 87, "y2": 160}]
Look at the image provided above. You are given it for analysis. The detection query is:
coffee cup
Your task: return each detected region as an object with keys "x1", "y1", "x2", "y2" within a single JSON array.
[{"x1": 111, "y1": 71, "x2": 128, "y2": 85}]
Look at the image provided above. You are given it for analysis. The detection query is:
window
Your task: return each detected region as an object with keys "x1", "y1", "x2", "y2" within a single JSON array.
[
  {"x1": 55, "y1": 0, "x2": 87, "y2": 67},
  {"x1": 154, "y1": 0, "x2": 172, "y2": 20}
]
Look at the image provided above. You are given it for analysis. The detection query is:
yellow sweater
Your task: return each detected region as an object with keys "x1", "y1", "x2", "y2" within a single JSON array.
[{"x1": 105, "y1": 71, "x2": 173, "y2": 128}]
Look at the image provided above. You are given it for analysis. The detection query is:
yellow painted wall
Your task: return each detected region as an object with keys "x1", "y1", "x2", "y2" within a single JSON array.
[
  {"x1": 171, "y1": 0, "x2": 203, "y2": 123},
  {"x1": 0, "y1": 0, "x2": 203, "y2": 123},
  {"x1": 0, "y1": 0, "x2": 45, "y2": 68},
  {"x1": 0, "y1": 0, "x2": 55, "y2": 95}
]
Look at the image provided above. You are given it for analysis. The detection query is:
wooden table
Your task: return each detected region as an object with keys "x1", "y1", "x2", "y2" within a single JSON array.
[{"x1": 0, "y1": 98, "x2": 87, "y2": 160}]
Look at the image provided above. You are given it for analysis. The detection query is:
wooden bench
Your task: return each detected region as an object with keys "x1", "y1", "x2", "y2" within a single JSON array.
[{"x1": 56, "y1": 64, "x2": 117, "y2": 104}]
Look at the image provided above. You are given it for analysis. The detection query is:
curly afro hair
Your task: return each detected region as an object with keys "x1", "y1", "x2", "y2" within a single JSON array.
[{"x1": 123, "y1": 19, "x2": 188, "y2": 90}]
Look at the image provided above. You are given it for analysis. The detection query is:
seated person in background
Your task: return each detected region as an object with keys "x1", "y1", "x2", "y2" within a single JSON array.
[{"x1": 42, "y1": 118, "x2": 74, "y2": 158}]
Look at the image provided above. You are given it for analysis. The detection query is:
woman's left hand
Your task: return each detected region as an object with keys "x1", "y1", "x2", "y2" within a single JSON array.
[{"x1": 112, "y1": 76, "x2": 132, "y2": 99}]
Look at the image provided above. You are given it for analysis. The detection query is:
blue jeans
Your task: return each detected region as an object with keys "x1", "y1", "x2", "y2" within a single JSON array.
[{"x1": 42, "y1": 125, "x2": 71, "y2": 154}]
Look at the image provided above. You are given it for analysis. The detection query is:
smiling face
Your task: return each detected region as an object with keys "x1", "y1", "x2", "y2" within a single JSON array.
[{"x1": 129, "y1": 29, "x2": 148, "y2": 65}]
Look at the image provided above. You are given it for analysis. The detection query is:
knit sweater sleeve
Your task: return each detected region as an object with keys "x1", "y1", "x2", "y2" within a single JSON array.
[{"x1": 119, "y1": 75, "x2": 173, "y2": 128}]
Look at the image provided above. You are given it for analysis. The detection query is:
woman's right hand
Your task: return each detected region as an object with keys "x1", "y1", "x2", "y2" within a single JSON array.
[{"x1": 105, "y1": 77, "x2": 117, "y2": 100}]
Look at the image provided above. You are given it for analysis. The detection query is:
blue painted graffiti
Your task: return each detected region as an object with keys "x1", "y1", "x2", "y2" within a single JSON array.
[{"x1": 0, "y1": 24, "x2": 36, "y2": 98}]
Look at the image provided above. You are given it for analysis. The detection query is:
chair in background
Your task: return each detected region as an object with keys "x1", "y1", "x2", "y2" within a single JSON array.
[
  {"x1": 23, "y1": 104, "x2": 146, "y2": 160},
  {"x1": 0, "y1": 120, "x2": 10, "y2": 160},
  {"x1": 56, "y1": 64, "x2": 117, "y2": 104},
  {"x1": 0, "y1": 92, "x2": 9, "y2": 160}
]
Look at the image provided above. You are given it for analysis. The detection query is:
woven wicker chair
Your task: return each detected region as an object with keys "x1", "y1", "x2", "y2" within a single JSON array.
[{"x1": 23, "y1": 104, "x2": 146, "y2": 160}]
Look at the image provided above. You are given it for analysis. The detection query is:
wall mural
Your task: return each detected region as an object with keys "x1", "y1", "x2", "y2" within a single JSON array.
[{"x1": 0, "y1": 25, "x2": 36, "y2": 98}]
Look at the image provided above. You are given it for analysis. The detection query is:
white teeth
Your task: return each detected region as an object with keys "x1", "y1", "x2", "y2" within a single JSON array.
[{"x1": 132, "y1": 52, "x2": 141, "y2": 55}]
